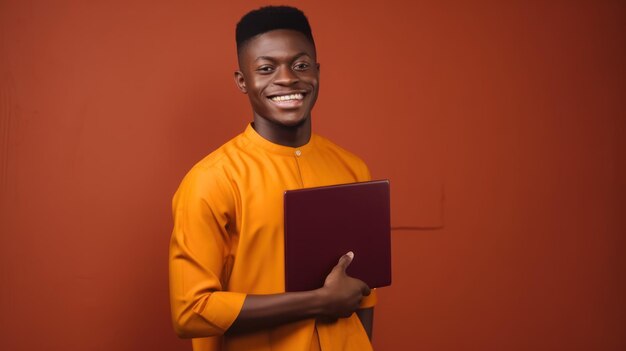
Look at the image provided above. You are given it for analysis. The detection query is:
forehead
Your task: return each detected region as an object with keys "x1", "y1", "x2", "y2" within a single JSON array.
[{"x1": 239, "y1": 29, "x2": 316, "y2": 62}]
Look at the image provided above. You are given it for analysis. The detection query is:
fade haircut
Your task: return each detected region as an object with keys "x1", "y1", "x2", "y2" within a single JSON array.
[{"x1": 235, "y1": 6, "x2": 315, "y2": 54}]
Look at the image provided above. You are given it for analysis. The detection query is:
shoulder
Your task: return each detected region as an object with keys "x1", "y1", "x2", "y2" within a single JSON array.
[
  {"x1": 192, "y1": 133, "x2": 250, "y2": 173},
  {"x1": 313, "y1": 134, "x2": 371, "y2": 180},
  {"x1": 173, "y1": 133, "x2": 250, "y2": 206}
]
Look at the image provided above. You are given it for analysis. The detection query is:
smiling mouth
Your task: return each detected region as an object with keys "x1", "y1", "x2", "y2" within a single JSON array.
[{"x1": 268, "y1": 93, "x2": 305, "y2": 103}]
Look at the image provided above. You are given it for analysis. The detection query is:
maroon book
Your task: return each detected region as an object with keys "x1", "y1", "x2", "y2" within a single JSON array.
[{"x1": 284, "y1": 180, "x2": 392, "y2": 292}]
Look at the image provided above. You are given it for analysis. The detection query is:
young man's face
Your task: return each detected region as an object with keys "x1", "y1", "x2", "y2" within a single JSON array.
[{"x1": 235, "y1": 29, "x2": 319, "y2": 128}]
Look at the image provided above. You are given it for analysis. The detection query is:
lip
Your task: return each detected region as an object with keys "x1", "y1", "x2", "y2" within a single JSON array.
[
  {"x1": 266, "y1": 90, "x2": 308, "y2": 98},
  {"x1": 268, "y1": 97, "x2": 305, "y2": 109},
  {"x1": 266, "y1": 91, "x2": 308, "y2": 109}
]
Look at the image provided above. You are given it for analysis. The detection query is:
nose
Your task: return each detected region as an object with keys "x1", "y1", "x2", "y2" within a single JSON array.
[{"x1": 273, "y1": 65, "x2": 299, "y2": 86}]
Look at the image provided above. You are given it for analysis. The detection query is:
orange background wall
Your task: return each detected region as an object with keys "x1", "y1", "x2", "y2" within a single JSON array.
[{"x1": 1, "y1": 0, "x2": 624, "y2": 350}]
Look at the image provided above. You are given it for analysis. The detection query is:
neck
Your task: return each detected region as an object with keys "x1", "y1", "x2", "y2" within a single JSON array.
[{"x1": 252, "y1": 116, "x2": 312, "y2": 147}]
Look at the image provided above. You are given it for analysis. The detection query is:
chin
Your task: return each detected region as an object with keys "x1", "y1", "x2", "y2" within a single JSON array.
[
  {"x1": 276, "y1": 117, "x2": 309, "y2": 129},
  {"x1": 267, "y1": 113, "x2": 309, "y2": 128}
]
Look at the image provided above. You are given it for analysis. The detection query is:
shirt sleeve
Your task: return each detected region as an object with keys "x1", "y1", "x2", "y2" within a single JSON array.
[
  {"x1": 359, "y1": 288, "x2": 378, "y2": 308},
  {"x1": 169, "y1": 165, "x2": 246, "y2": 338}
]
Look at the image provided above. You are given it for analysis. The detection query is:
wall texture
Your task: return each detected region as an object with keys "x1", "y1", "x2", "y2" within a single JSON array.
[{"x1": 0, "y1": 0, "x2": 624, "y2": 350}]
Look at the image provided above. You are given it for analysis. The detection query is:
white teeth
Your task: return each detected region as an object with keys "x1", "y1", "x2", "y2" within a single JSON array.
[{"x1": 270, "y1": 93, "x2": 304, "y2": 102}]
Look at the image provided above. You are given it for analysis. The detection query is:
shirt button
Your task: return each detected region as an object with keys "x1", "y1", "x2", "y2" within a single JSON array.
[{"x1": 295, "y1": 149, "x2": 302, "y2": 157}]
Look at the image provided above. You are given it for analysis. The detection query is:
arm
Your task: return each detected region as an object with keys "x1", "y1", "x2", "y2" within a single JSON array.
[
  {"x1": 170, "y1": 170, "x2": 372, "y2": 337},
  {"x1": 170, "y1": 169, "x2": 247, "y2": 338},
  {"x1": 228, "y1": 252, "x2": 370, "y2": 334}
]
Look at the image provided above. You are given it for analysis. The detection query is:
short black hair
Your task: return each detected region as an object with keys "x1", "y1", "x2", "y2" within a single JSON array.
[{"x1": 236, "y1": 6, "x2": 315, "y2": 52}]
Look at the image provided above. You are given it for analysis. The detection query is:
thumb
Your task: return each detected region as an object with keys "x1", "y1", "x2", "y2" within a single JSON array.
[{"x1": 337, "y1": 251, "x2": 354, "y2": 271}]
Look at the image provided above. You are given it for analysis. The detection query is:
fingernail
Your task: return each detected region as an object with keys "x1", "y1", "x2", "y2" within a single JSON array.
[{"x1": 347, "y1": 251, "x2": 354, "y2": 259}]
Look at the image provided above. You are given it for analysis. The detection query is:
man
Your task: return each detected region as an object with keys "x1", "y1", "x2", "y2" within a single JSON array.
[{"x1": 169, "y1": 6, "x2": 376, "y2": 351}]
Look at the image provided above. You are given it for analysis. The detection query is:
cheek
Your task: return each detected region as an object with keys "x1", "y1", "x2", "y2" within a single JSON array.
[
  {"x1": 305, "y1": 75, "x2": 319, "y2": 88},
  {"x1": 309, "y1": 80, "x2": 320, "y2": 95},
  {"x1": 249, "y1": 77, "x2": 271, "y2": 93},
  {"x1": 249, "y1": 94, "x2": 268, "y2": 109}
]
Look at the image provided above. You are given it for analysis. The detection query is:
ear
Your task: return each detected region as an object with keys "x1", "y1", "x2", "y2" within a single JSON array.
[
  {"x1": 234, "y1": 70, "x2": 247, "y2": 94},
  {"x1": 316, "y1": 62, "x2": 320, "y2": 71}
]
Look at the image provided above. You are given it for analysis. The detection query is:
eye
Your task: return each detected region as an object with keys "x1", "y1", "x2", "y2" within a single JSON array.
[
  {"x1": 293, "y1": 62, "x2": 310, "y2": 71},
  {"x1": 256, "y1": 65, "x2": 275, "y2": 74}
]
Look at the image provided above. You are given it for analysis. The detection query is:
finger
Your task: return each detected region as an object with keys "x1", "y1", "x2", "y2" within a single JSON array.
[
  {"x1": 337, "y1": 251, "x2": 354, "y2": 271},
  {"x1": 362, "y1": 284, "x2": 371, "y2": 296}
]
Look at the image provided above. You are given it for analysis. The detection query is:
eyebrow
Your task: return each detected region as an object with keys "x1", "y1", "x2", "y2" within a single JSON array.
[{"x1": 254, "y1": 52, "x2": 311, "y2": 62}]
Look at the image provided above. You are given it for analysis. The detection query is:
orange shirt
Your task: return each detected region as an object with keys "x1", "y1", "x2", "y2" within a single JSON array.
[{"x1": 169, "y1": 124, "x2": 376, "y2": 351}]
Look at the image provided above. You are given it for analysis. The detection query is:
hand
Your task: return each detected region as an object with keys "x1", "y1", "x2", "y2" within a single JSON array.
[{"x1": 318, "y1": 251, "x2": 371, "y2": 319}]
